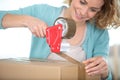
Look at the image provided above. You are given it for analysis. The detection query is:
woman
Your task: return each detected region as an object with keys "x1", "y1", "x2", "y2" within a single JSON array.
[{"x1": 0, "y1": 0, "x2": 120, "y2": 79}]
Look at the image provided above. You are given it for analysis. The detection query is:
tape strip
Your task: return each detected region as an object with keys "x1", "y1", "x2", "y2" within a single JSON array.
[{"x1": 57, "y1": 52, "x2": 85, "y2": 80}]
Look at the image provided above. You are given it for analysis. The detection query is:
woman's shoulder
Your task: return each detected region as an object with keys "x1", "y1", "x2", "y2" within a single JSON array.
[
  {"x1": 87, "y1": 22, "x2": 108, "y2": 33},
  {"x1": 86, "y1": 22, "x2": 109, "y2": 40}
]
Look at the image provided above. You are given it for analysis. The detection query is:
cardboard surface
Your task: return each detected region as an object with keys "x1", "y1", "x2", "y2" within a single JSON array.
[{"x1": 0, "y1": 58, "x2": 100, "y2": 80}]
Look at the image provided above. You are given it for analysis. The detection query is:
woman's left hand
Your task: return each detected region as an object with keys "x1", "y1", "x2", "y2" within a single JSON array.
[{"x1": 82, "y1": 56, "x2": 108, "y2": 79}]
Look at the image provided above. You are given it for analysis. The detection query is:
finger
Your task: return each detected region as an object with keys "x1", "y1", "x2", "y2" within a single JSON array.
[
  {"x1": 82, "y1": 57, "x2": 96, "y2": 65},
  {"x1": 33, "y1": 26, "x2": 40, "y2": 37},
  {"x1": 88, "y1": 66, "x2": 108, "y2": 76},
  {"x1": 86, "y1": 61, "x2": 105, "y2": 73},
  {"x1": 39, "y1": 27, "x2": 44, "y2": 37},
  {"x1": 87, "y1": 62, "x2": 108, "y2": 76},
  {"x1": 85, "y1": 59, "x2": 100, "y2": 70},
  {"x1": 43, "y1": 24, "x2": 48, "y2": 36},
  {"x1": 38, "y1": 24, "x2": 48, "y2": 37},
  {"x1": 28, "y1": 26, "x2": 38, "y2": 37}
]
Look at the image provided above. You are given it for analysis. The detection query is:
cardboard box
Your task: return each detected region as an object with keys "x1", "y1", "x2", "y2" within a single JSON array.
[{"x1": 0, "y1": 58, "x2": 100, "y2": 80}]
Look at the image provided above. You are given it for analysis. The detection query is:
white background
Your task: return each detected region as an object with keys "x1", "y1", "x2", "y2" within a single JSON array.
[{"x1": 0, "y1": 0, "x2": 120, "y2": 59}]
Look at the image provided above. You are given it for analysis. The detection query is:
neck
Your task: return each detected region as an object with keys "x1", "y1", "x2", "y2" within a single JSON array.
[{"x1": 76, "y1": 22, "x2": 86, "y2": 27}]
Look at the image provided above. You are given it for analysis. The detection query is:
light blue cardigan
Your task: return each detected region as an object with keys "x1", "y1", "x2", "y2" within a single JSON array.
[{"x1": 0, "y1": 4, "x2": 112, "y2": 80}]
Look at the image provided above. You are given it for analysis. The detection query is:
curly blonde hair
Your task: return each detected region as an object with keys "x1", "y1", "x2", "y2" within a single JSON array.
[{"x1": 64, "y1": 0, "x2": 120, "y2": 29}]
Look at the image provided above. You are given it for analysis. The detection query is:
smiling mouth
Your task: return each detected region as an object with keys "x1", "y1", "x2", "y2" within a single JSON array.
[
  {"x1": 75, "y1": 10, "x2": 83, "y2": 20},
  {"x1": 74, "y1": 10, "x2": 86, "y2": 20}
]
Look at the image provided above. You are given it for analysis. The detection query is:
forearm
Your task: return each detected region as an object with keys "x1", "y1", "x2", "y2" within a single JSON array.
[
  {"x1": 2, "y1": 13, "x2": 48, "y2": 37},
  {"x1": 2, "y1": 14, "x2": 29, "y2": 28}
]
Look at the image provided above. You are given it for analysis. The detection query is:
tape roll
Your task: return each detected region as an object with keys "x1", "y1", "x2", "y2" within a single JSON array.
[{"x1": 54, "y1": 17, "x2": 76, "y2": 39}]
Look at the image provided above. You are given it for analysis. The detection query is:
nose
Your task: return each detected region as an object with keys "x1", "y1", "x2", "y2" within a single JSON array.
[{"x1": 80, "y1": 7, "x2": 88, "y2": 17}]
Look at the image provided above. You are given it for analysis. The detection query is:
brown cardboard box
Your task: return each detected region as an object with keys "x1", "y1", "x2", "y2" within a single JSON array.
[{"x1": 0, "y1": 58, "x2": 100, "y2": 80}]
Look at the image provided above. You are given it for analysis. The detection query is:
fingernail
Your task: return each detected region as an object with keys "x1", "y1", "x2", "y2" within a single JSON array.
[
  {"x1": 86, "y1": 70, "x2": 89, "y2": 73},
  {"x1": 85, "y1": 67, "x2": 88, "y2": 69}
]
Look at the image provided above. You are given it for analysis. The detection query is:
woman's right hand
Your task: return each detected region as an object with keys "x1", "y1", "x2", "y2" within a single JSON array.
[{"x1": 24, "y1": 15, "x2": 48, "y2": 38}]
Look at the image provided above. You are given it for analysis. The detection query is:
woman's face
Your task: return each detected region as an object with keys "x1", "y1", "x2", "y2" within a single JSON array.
[{"x1": 69, "y1": 0, "x2": 104, "y2": 23}]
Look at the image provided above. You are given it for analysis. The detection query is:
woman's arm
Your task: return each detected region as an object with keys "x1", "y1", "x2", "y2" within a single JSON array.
[
  {"x1": 2, "y1": 14, "x2": 27, "y2": 28},
  {"x1": 2, "y1": 13, "x2": 48, "y2": 37}
]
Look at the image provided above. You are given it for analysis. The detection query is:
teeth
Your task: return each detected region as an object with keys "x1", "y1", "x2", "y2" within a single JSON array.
[
  {"x1": 77, "y1": 13, "x2": 80, "y2": 16},
  {"x1": 76, "y1": 12, "x2": 81, "y2": 19}
]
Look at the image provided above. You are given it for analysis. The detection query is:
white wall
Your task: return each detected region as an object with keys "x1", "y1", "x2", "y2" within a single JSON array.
[
  {"x1": 0, "y1": 28, "x2": 31, "y2": 58},
  {"x1": 108, "y1": 27, "x2": 120, "y2": 46},
  {"x1": 0, "y1": 0, "x2": 64, "y2": 10}
]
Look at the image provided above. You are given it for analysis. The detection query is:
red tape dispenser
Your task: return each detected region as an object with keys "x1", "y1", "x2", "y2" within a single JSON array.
[{"x1": 46, "y1": 17, "x2": 76, "y2": 53}]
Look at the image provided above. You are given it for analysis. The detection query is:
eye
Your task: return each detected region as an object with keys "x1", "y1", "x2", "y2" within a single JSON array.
[
  {"x1": 90, "y1": 8, "x2": 100, "y2": 12},
  {"x1": 80, "y1": 0, "x2": 87, "y2": 5},
  {"x1": 90, "y1": 9, "x2": 97, "y2": 12}
]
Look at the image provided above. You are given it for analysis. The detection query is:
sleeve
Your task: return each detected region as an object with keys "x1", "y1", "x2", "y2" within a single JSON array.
[
  {"x1": 0, "y1": 11, "x2": 6, "y2": 29},
  {"x1": 0, "y1": 6, "x2": 33, "y2": 29},
  {"x1": 93, "y1": 28, "x2": 112, "y2": 80},
  {"x1": 93, "y1": 29, "x2": 109, "y2": 57},
  {"x1": 0, "y1": 4, "x2": 52, "y2": 29}
]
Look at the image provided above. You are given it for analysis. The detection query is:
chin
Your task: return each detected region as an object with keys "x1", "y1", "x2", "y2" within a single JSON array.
[{"x1": 72, "y1": 16, "x2": 82, "y2": 23}]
